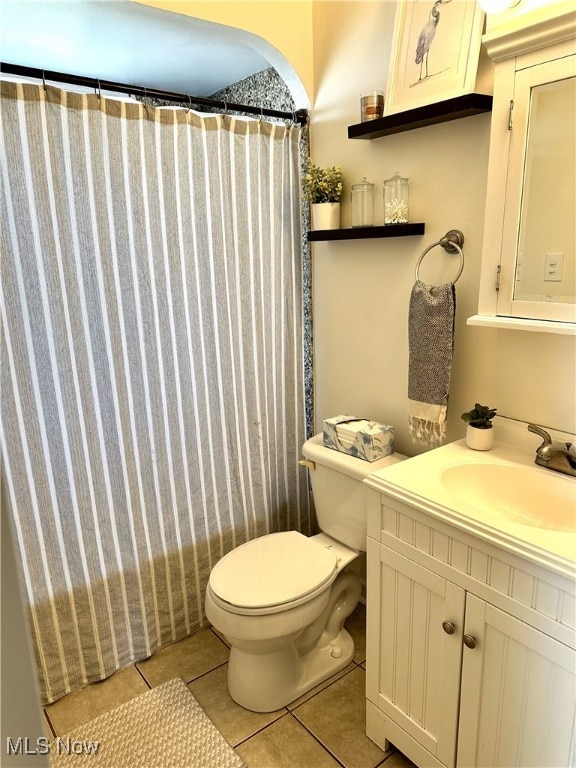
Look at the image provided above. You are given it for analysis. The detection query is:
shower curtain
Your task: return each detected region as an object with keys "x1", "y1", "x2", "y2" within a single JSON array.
[{"x1": 0, "y1": 81, "x2": 310, "y2": 704}]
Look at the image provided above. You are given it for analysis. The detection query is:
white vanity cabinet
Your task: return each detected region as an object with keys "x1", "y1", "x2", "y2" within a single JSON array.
[
  {"x1": 457, "y1": 594, "x2": 575, "y2": 767},
  {"x1": 365, "y1": 489, "x2": 576, "y2": 768}
]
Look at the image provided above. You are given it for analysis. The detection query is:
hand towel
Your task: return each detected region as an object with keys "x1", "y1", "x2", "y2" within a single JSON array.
[{"x1": 408, "y1": 280, "x2": 456, "y2": 447}]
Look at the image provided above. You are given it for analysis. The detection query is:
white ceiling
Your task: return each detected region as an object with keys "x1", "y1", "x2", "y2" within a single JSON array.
[{"x1": 0, "y1": 0, "x2": 274, "y2": 97}]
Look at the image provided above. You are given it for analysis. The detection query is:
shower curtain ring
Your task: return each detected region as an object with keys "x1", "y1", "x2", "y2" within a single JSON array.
[
  {"x1": 42, "y1": 70, "x2": 47, "y2": 92},
  {"x1": 96, "y1": 79, "x2": 101, "y2": 100}
]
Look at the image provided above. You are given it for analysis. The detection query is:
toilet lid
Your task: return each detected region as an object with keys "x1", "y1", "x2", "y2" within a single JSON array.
[{"x1": 209, "y1": 531, "x2": 338, "y2": 610}]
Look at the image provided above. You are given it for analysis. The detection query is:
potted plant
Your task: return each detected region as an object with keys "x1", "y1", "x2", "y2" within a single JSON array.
[
  {"x1": 461, "y1": 403, "x2": 497, "y2": 450},
  {"x1": 303, "y1": 160, "x2": 343, "y2": 230}
]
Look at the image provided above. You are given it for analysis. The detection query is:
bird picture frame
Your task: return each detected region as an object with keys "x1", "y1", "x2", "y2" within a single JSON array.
[{"x1": 384, "y1": 0, "x2": 486, "y2": 116}]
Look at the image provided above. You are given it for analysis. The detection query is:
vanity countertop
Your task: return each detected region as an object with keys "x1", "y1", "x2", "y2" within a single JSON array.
[{"x1": 365, "y1": 437, "x2": 576, "y2": 579}]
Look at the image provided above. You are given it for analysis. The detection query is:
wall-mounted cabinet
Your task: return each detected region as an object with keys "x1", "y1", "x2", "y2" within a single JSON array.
[{"x1": 470, "y1": 4, "x2": 576, "y2": 334}]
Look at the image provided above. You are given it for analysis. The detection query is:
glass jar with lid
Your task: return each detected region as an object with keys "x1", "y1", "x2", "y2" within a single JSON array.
[
  {"x1": 383, "y1": 171, "x2": 409, "y2": 224},
  {"x1": 351, "y1": 177, "x2": 375, "y2": 227}
]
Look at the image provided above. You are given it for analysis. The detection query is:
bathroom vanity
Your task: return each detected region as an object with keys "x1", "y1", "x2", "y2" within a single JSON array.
[{"x1": 364, "y1": 424, "x2": 576, "y2": 768}]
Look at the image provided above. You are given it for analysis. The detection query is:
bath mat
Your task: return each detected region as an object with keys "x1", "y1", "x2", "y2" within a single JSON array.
[{"x1": 49, "y1": 677, "x2": 244, "y2": 768}]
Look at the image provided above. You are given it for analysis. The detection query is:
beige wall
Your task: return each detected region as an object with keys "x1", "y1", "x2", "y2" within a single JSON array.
[
  {"x1": 310, "y1": 1, "x2": 575, "y2": 457},
  {"x1": 127, "y1": 1, "x2": 576, "y2": 456},
  {"x1": 137, "y1": 0, "x2": 314, "y2": 103}
]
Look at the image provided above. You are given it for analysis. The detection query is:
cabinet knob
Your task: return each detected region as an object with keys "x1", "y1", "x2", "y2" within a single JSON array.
[
  {"x1": 442, "y1": 621, "x2": 456, "y2": 635},
  {"x1": 463, "y1": 634, "x2": 477, "y2": 649}
]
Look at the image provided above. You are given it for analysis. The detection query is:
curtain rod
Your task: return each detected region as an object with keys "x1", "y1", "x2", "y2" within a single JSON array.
[{"x1": 0, "y1": 62, "x2": 308, "y2": 126}]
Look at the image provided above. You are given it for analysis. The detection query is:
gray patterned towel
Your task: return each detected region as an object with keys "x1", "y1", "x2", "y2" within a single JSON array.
[{"x1": 408, "y1": 280, "x2": 456, "y2": 447}]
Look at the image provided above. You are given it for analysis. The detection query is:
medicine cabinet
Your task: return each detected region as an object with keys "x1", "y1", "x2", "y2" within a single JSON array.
[{"x1": 469, "y1": 4, "x2": 576, "y2": 334}]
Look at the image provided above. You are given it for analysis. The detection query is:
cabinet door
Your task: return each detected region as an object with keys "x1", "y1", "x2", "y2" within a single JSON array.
[
  {"x1": 367, "y1": 540, "x2": 465, "y2": 767},
  {"x1": 496, "y1": 52, "x2": 576, "y2": 323},
  {"x1": 458, "y1": 594, "x2": 576, "y2": 768}
]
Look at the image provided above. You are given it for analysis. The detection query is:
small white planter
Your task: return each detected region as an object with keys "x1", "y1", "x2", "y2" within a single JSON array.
[
  {"x1": 466, "y1": 424, "x2": 494, "y2": 451},
  {"x1": 311, "y1": 202, "x2": 340, "y2": 230}
]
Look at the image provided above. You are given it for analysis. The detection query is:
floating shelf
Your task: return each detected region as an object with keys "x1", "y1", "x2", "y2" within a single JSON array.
[
  {"x1": 307, "y1": 223, "x2": 425, "y2": 241},
  {"x1": 348, "y1": 94, "x2": 493, "y2": 140}
]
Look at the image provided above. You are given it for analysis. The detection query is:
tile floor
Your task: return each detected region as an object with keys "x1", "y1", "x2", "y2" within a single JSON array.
[{"x1": 44, "y1": 605, "x2": 417, "y2": 768}]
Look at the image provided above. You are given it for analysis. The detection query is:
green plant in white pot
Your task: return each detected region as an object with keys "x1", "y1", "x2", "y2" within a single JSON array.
[
  {"x1": 303, "y1": 160, "x2": 343, "y2": 230},
  {"x1": 461, "y1": 403, "x2": 497, "y2": 450}
]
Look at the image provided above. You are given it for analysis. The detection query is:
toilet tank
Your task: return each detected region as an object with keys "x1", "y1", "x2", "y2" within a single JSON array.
[{"x1": 301, "y1": 434, "x2": 404, "y2": 551}]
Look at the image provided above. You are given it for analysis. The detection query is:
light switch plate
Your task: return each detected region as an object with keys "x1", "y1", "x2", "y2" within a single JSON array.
[{"x1": 544, "y1": 253, "x2": 564, "y2": 282}]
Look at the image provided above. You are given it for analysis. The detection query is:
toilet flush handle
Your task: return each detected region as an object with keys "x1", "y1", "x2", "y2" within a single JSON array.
[{"x1": 298, "y1": 459, "x2": 316, "y2": 470}]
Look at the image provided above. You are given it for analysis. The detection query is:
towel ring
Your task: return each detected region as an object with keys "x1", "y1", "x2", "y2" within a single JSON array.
[{"x1": 415, "y1": 229, "x2": 465, "y2": 285}]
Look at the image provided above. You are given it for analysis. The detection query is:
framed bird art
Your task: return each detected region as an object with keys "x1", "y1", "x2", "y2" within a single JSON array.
[{"x1": 384, "y1": 0, "x2": 487, "y2": 116}]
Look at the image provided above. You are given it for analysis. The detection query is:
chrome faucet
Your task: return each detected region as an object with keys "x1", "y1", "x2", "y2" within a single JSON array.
[{"x1": 528, "y1": 424, "x2": 576, "y2": 477}]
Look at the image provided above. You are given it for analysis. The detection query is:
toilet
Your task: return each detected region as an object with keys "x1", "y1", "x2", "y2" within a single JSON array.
[{"x1": 205, "y1": 433, "x2": 404, "y2": 712}]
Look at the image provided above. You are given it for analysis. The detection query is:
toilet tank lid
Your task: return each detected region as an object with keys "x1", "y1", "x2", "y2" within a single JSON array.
[
  {"x1": 209, "y1": 531, "x2": 337, "y2": 610},
  {"x1": 302, "y1": 434, "x2": 404, "y2": 481}
]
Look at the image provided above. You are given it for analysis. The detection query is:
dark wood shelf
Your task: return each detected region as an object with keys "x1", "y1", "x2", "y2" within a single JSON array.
[
  {"x1": 348, "y1": 94, "x2": 493, "y2": 140},
  {"x1": 307, "y1": 223, "x2": 425, "y2": 241}
]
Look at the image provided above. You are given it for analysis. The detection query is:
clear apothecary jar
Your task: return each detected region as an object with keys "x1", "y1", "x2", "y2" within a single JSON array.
[
  {"x1": 351, "y1": 177, "x2": 374, "y2": 227},
  {"x1": 383, "y1": 171, "x2": 409, "y2": 224}
]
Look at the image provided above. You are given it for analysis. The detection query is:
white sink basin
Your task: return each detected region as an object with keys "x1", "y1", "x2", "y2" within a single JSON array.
[
  {"x1": 364, "y1": 421, "x2": 576, "y2": 572},
  {"x1": 441, "y1": 463, "x2": 576, "y2": 532}
]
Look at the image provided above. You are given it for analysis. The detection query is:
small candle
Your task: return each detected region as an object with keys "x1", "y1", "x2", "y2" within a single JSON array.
[{"x1": 361, "y1": 91, "x2": 384, "y2": 122}]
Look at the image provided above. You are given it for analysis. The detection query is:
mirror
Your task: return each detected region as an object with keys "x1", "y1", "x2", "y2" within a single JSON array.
[
  {"x1": 471, "y1": 7, "x2": 576, "y2": 332},
  {"x1": 514, "y1": 75, "x2": 576, "y2": 306}
]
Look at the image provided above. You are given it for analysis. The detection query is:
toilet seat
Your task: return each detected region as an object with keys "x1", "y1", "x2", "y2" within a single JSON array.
[{"x1": 208, "y1": 531, "x2": 338, "y2": 616}]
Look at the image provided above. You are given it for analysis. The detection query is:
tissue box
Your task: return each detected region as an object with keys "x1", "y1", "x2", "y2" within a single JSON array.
[{"x1": 323, "y1": 415, "x2": 394, "y2": 462}]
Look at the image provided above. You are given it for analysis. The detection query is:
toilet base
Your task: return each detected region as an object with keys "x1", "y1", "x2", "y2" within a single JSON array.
[
  {"x1": 227, "y1": 626, "x2": 355, "y2": 713},
  {"x1": 226, "y1": 570, "x2": 361, "y2": 712}
]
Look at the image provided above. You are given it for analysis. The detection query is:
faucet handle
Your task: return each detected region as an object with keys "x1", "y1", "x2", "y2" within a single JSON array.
[
  {"x1": 528, "y1": 425, "x2": 576, "y2": 476},
  {"x1": 527, "y1": 423, "x2": 556, "y2": 460},
  {"x1": 527, "y1": 423, "x2": 552, "y2": 446}
]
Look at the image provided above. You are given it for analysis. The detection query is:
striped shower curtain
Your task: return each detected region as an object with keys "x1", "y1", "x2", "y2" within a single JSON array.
[{"x1": 0, "y1": 81, "x2": 309, "y2": 704}]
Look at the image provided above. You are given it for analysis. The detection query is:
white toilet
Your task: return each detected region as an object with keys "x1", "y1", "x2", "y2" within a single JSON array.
[{"x1": 205, "y1": 433, "x2": 403, "y2": 712}]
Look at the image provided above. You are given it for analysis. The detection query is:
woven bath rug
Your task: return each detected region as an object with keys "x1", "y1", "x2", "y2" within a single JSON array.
[{"x1": 49, "y1": 677, "x2": 244, "y2": 768}]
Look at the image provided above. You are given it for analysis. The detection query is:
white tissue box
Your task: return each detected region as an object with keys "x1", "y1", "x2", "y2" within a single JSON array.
[{"x1": 323, "y1": 415, "x2": 394, "y2": 462}]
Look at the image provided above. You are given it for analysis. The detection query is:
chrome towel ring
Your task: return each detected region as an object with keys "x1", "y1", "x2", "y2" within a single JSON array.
[{"x1": 415, "y1": 229, "x2": 465, "y2": 285}]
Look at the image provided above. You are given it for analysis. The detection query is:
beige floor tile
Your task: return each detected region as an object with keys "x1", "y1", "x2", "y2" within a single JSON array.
[
  {"x1": 209, "y1": 625, "x2": 230, "y2": 648},
  {"x1": 235, "y1": 713, "x2": 341, "y2": 768},
  {"x1": 44, "y1": 666, "x2": 148, "y2": 735},
  {"x1": 378, "y1": 750, "x2": 419, "y2": 768},
  {"x1": 346, "y1": 603, "x2": 367, "y2": 664},
  {"x1": 43, "y1": 711, "x2": 55, "y2": 738},
  {"x1": 293, "y1": 666, "x2": 389, "y2": 768},
  {"x1": 136, "y1": 628, "x2": 229, "y2": 687},
  {"x1": 287, "y1": 662, "x2": 356, "y2": 710},
  {"x1": 188, "y1": 664, "x2": 285, "y2": 747}
]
